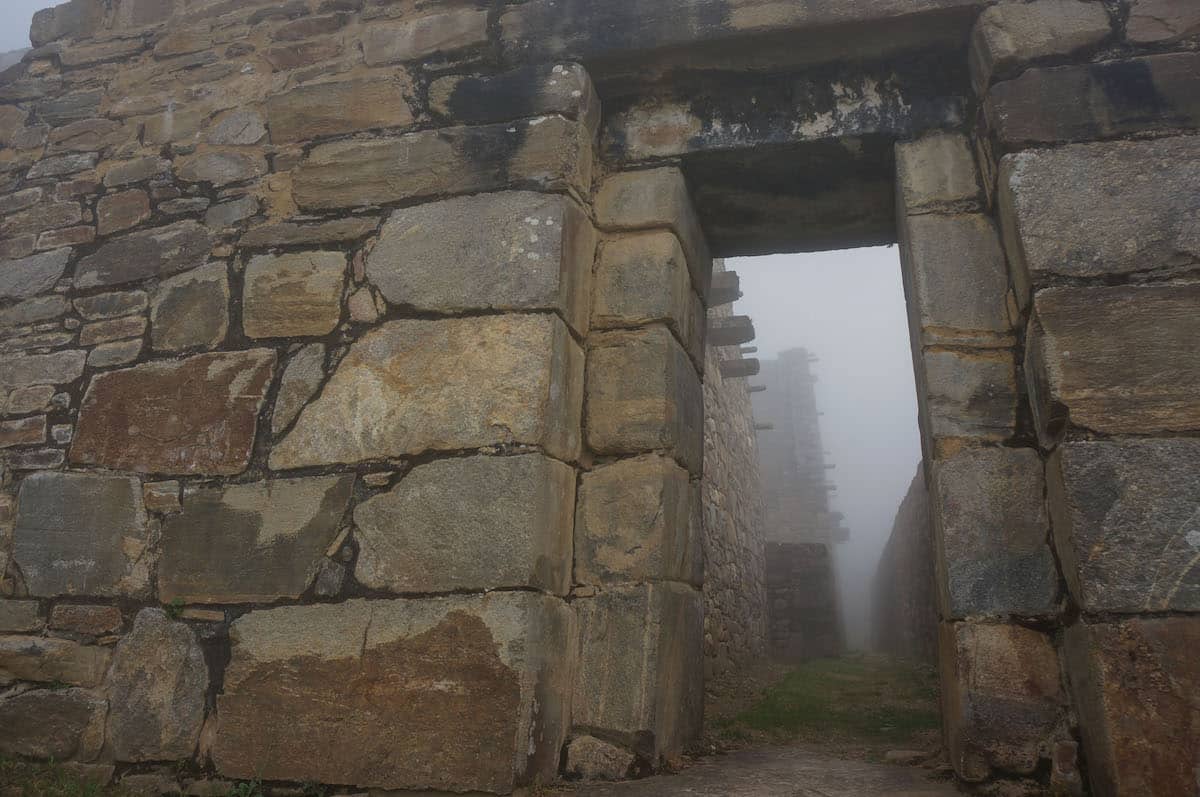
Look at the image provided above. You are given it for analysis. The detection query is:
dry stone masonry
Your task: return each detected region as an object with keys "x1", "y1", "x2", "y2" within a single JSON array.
[{"x1": 0, "y1": 0, "x2": 1197, "y2": 795}]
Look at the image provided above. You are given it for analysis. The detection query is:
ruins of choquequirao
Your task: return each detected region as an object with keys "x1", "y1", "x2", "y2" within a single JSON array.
[{"x1": 0, "y1": 0, "x2": 1197, "y2": 795}]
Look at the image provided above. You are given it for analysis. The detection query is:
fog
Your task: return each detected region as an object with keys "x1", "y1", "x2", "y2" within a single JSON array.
[
  {"x1": 1, "y1": 1, "x2": 48, "y2": 52},
  {"x1": 730, "y1": 248, "x2": 922, "y2": 650}
]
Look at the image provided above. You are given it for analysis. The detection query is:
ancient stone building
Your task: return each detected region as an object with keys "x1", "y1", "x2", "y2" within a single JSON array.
[
  {"x1": 753, "y1": 349, "x2": 847, "y2": 660},
  {"x1": 872, "y1": 465, "x2": 937, "y2": 664},
  {"x1": 0, "y1": 0, "x2": 1197, "y2": 795}
]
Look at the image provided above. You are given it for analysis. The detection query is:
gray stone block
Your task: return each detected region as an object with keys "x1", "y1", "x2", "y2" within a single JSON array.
[
  {"x1": 895, "y1": 132, "x2": 982, "y2": 213},
  {"x1": 150, "y1": 262, "x2": 229, "y2": 352},
  {"x1": 1126, "y1": 0, "x2": 1200, "y2": 43},
  {"x1": 75, "y1": 221, "x2": 215, "y2": 290},
  {"x1": 916, "y1": 349, "x2": 1017, "y2": 456},
  {"x1": 0, "y1": 687, "x2": 106, "y2": 761},
  {"x1": 242, "y1": 251, "x2": 346, "y2": 339},
  {"x1": 0, "y1": 248, "x2": 71, "y2": 300},
  {"x1": 0, "y1": 635, "x2": 111, "y2": 687},
  {"x1": 969, "y1": 0, "x2": 1111, "y2": 92}
]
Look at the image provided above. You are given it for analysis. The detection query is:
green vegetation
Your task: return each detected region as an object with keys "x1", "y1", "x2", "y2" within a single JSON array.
[
  {"x1": 715, "y1": 654, "x2": 941, "y2": 751},
  {"x1": 163, "y1": 597, "x2": 186, "y2": 620}
]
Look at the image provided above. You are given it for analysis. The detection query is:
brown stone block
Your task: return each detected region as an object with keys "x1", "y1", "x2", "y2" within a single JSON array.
[
  {"x1": 1065, "y1": 617, "x2": 1200, "y2": 797},
  {"x1": 0, "y1": 600, "x2": 43, "y2": 633},
  {"x1": 0, "y1": 415, "x2": 46, "y2": 448},
  {"x1": 75, "y1": 221, "x2": 215, "y2": 289},
  {"x1": 0, "y1": 687, "x2": 106, "y2": 761},
  {"x1": 0, "y1": 635, "x2": 111, "y2": 687},
  {"x1": 265, "y1": 77, "x2": 416, "y2": 144},
  {"x1": 1126, "y1": 0, "x2": 1200, "y2": 43},
  {"x1": 97, "y1": 189, "x2": 151, "y2": 236},
  {"x1": 1026, "y1": 284, "x2": 1200, "y2": 441},
  {"x1": 49, "y1": 604, "x2": 124, "y2": 636},
  {"x1": 915, "y1": 348, "x2": 1017, "y2": 454},
  {"x1": 150, "y1": 262, "x2": 230, "y2": 352},
  {"x1": 238, "y1": 216, "x2": 380, "y2": 249},
  {"x1": 362, "y1": 8, "x2": 489, "y2": 66},
  {"x1": 242, "y1": 251, "x2": 346, "y2": 339},
  {"x1": 71, "y1": 349, "x2": 276, "y2": 475}
]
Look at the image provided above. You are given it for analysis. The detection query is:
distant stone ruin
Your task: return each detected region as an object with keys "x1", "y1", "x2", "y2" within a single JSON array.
[{"x1": 0, "y1": 1, "x2": 1197, "y2": 795}]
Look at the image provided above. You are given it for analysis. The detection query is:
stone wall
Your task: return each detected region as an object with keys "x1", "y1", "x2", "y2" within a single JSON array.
[{"x1": 870, "y1": 465, "x2": 936, "y2": 664}]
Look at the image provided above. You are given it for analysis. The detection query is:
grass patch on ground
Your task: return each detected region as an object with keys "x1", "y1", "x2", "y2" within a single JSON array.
[{"x1": 713, "y1": 653, "x2": 941, "y2": 751}]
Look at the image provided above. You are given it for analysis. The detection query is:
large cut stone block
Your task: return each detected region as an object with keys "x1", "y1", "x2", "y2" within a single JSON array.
[
  {"x1": 160, "y1": 476, "x2": 354, "y2": 604},
  {"x1": 353, "y1": 454, "x2": 574, "y2": 595},
  {"x1": 292, "y1": 117, "x2": 593, "y2": 211},
  {"x1": 0, "y1": 688, "x2": 106, "y2": 761},
  {"x1": 931, "y1": 448, "x2": 1058, "y2": 618},
  {"x1": 1065, "y1": 618, "x2": 1200, "y2": 797},
  {"x1": 71, "y1": 350, "x2": 276, "y2": 475},
  {"x1": 265, "y1": 77, "x2": 416, "y2": 144},
  {"x1": 362, "y1": 8, "x2": 489, "y2": 66},
  {"x1": 986, "y1": 52, "x2": 1200, "y2": 148},
  {"x1": 367, "y1": 191, "x2": 595, "y2": 334},
  {"x1": 586, "y1": 326, "x2": 703, "y2": 475},
  {"x1": 916, "y1": 348, "x2": 1017, "y2": 456},
  {"x1": 13, "y1": 472, "x2": 150, "y2": 598},
  {"x1": 242, "y1": 251, "x2": 346, "y2": 339},
  {"x1": 106, "y1": 609, "x2": 209, "y2": 762},
  {"x1": 575, "y1": 454, "x2": 702, "y2": 587},
  {"x1": 1048, "y1": 440, "x2": 1200, "y2": 613},
  {"x1": 1126, "y1": 0, "x2": 1200, "y2": 43},
  {"x1": 213, "y1": 594, "x2": 575, "y2": 792},
  {"x1": 74, "y1": 221, "x2": 215, "y2": 289},
  {"x1": 0, "y1": 636, "x2": 111, "y2": 687},
  {"x1": 899, "y1": 213, "x2": 1012, "y2": 347},
  {"x1": 895, "y1": 132, "x2": 982, "y2": 213},
  {"x1": 969, "y1": 0, "x2": 1111, "y2": 92},
  {"x1": 272, "y1": 315, "x2": 582, "y2": 468},
  {"x1": 999, "y1": 136, "x2": 1200, "y2": 301},
  {"x1": 574, "y1": 583, "x2": 703, "y2": 760},
  {"x1": 0, "y1": 349, "x2": 86, "y2": 392},
  {"x1": 939, "y1": 622, "x2": 1067, "y2": 782},
  {"x1": 1026, "y1": 284, "x2": 1200, "y2": 441}
]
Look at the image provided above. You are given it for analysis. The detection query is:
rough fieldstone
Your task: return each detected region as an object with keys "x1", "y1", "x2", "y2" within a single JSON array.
[
  {"x1": 0, "y1": 688, "x2": 106, "y2": 761},
  {"x1": 895, "y1": 132, "x2": 982, "y2": 213},
  {"x1": 574, "y1": 583, "x2": 703, "y2": 759},
  {"x1": 0, "y1": 415, "x2": 45, "y2": 448},
  {"x1": 999, "y1": 136, "x2": 1200, "y2": 301},
  {"x1": 266, "y1": 78, "x2": 416, "y2": 143},
  {"x1": 368, "y1": 191, "x2": 595, "y2": 334},
  {"x1": 292, "y1": 117, "x2": 593, "y2": 211},
  {"x1": 49, "y1": 604, "x2": 124, "y2": 636},
  {"x1": 1, "y1": 201, "x2": 83, "y2": 238},
  {"x1": 0, "y1": 293, "x2": 69, "y2": 330},
  {"x1": 207, "y1": 108, "x2": 266, "y2": 146},
  {"x1": 592, "y1": 231, "x2": 705, "y2": 362},
  {"x1": 1064, "y1": 618, "x2": 1200, "y2": 797},
  {"x1": 899, "y1": 213, "x2": 1011, "y2": 347},
  {"x1": 75, "y1": 221, "x2": 215, "y2": 289},
  {"x1": 565, "y1": 735, "x2": 637, "y2": 781},
  {"x1": 150, "y1": 262, "x2": 230, "y2": 352},
  {"x1": 362, "y1": 8, "x2": 489, "y2": 65},
  {"x1": 586, "y1": 326, "x2": 703, "y2": 475},
  {"x1": 969, "y1": 0, "x2": 1112, "y2": 92},
  {"x1": 931, "y1": 448, "x2": 1058, "y2": 618},
  {"x1": 107, "y1": 609, "x2": 209, "y2": 762},
  {"x1": 71, "y1": 350, "x2": 276, "y2": 475},
  {"x1": 1048, "y1": 440, "x2": 1200, "y2": 613},
  {"x1": 272, "y1": 315, "x2": 582, "y2": 468},
  {"x1": 242, "y1": 251, "x2": 346, "y2": 339},
  {"x1": 354, "y1": 454, "x2": 575, "y2": 595},
  {"x1": 175, "y1": 150, "x2": 267, "y2": 186},
  {"x1": 102, "y1": 156, "x2": 171, "y2": 187},
  {"x1": 30, "y1": 0, "x2": 105, "y2": 45},
  {"x1": 1026, "y1": 284, "x2": 1200, "y2": 440},
  {"x1": 0, "y1": 248, "x2": 71, "y2": 300},
  {"x1": 204, "y1": 195, "x2": 258, "y2": 229},
  {"x1": 239, "y1": 216, "x2": 380, "y2": 249},
  {"x1": 0, "y1": 635, "x2": 111, "y2": 687},
  {"x1": 4, "y1": 385, "x2": 55, "y2": 415},
  {"x1": 213, "y1": 594, "x2": 574, "y2": 792},
  {"x1": 75, "y1": 290, "x2": 147, "y2": 320},
  {"x1": 1126, "y1": 0, "x2": 1200, "y2": 43},
  {"x1": 78, "y1": 316, "x2": 145, "y2": 346},
  {"x1": 87, "y1": 340, "x2": 144, "y2": 370},
  {"x1": 160, "y1": 475, "x2": 354, "y2": 604},
  {"x1": 270, "y1": 343, "x2": 325, "y2": 436},
  {"x1": 986, "y1": 52, "x2": 1200, "y2": 148},
  {"x1": 940, "y1": 622, "x2": 1067, "y2": 782},
  {"x1": 13, "y1": 472, "x2": 150, "y2": 598},
  {"x1": 576, "y1": 454, "x2": 702, "y2": 587},
  {"x1": 916, "y1": 348, "x2": 1017, "y2": 454},
  {"x1": 595, "y1": 168, "x2": 712, "y2": 297},
  {"x1": 0, "y1": 599, "x2": 42, "y2": 633},
  {"x1": 0, "y1": 349, "x2": 84, "y2": 394},
  {"x1": 26, "y1": 151, "x2": 97, "y2": 179},
  {"x1": 429, "y1": 61, "x2": 599, "y2": 130}
]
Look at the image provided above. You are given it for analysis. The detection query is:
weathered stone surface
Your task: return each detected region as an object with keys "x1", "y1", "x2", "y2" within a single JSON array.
[
  {"x1": 75, "y1": 221, "x2": 215, "y2": 289},
  {"x1": 26, "y1": 151, "x2": 97, "y2": 179},
  {"x1": 207, "y1": 108, "x2": 266, "y2": 146},
  {"x1": 0, "y1": 635, "x2": 111, "y2": 687},
  {"x1": 0, "y1": 415, "x2": 46, "y2": 448},
  {"x1": 87, "y1": 339, "x2": 143, "y2": 369},
  {"x1": 1026, "y1": 284, "x2": 1200, "y2": 440},
  {"x1": 75, "y1": 289, "x2": 147, "y2": 320},
  {"x1": 292, "y1": 117, "x2": 592, "y2": 211},
  {"x1": 1126, "y1": 0, "x2": 1200, "y2": 43},
  {"x1": 266, "y1": 78, "x2": 415, "y2": 144},
  {"x1": 565, "y1": 735, "x2": 637, "y2": 781},
  {"x1": 895, "y1": 132, "x2": 982, "y2": 213},
  {"x1": 0, "y1": 600, "x2": 42, "y2": 633},
  {"x1": 49, "y1": 604, "x2": 124, "y2": 636},
  {"x1": 586, "y1": 326, "x2": 703, "y2": 475},
  {"x1": 969, "y1": 0, "x2": 1112, "y2": 92},
  {"x1": 354, "y1": 454, "x2": 574, "y2": 595},
  {"x1": 71, "y1": 350, "x2": 276, "y2": 475},
  {"x1": 576, "y1": 454, "x2": 701, "y2": 587},
  {"x1": 143, "y1": 481, "x2": 181, "y2": 514},
  {"x1": 160, "y1": 475, "x2": 354, "y2": 604},
  {"x1": 102, "y1": 156, "x2": 171, "y2": 187},
  {"x1": 213, "y1": 594, "x2": 574, "y2": 792},
  {"x1": 1048, "y1": 439, "x2": 1200, "y2": 613},
  {"x1": 272, "y1": 315, "x2": 582, "y2": 468},
  {"x1": 4, "y1": 385, "x2": 55, "y2": 415},
  {"x1": 931, "y1": 448, "x2": 1058, "y2": 618},
  {"x1": 150, "y1": 262, "x2": 230, "y2": 352},
  {"x1": 270, "y1": 343, "x2": 325, "y2": 437},
  {"x1": 430, "y1": 63, "x2": 600, "y2": 131},
  {"x1": 175, "y1": 150, "x2": 267, "y2": 186},
  {"x1": 999, "y1": 136, "x2": 1200, "y2": 299},
  {"x1": 574, "y1": 583, "x2": 703, "y2": 758},
  {"x1": 0, "y1": 247, "x2": 71, "y2": 300},
  {"x1": 986, "y1": 52, "x2": 1200, "y2": 148},
  {"x1": 899, "y1": 213, "x2": 1011, "y2": 347},
  {"x1": 1, "y1": 201, "x2": 83, "y2": 238},
  {"x1": 107, "y1": 608, "x2": 209, "y2": 762},
  {"x1": 13, "y1": 472, "x2": 150, "y2": 598},
  {"x1": 1065, "y1": 618, "x2": 1200, "y2": 797},
  {"x1": 916, "y1": 348, "x2": 1017, "y2": 453},
  {"x1": 79, "y1": 316, "x2": 145, "y2": 346},
  {"x1": 595, "y1": 168, "x2": 712, "y2": 297},
  {"x1": 0, "y1": 688, "x2": 106, "y2": 761},
  {"x1": 362, "y1": 9, "x2": 489, "y2": 65},
  {"x1": 204, "y1": 195, "x2": 258, "y2": 229},
  {"x1": 940, "y1": 622, "x2": 1067, "y2": 782},
  {"x1": 0, "y1": 350, "x2": 85, "y2": 393},
  {"x1": 242, "y1": 251, "x2": 346, "y2": 339},
  {"x1": 30, "y1": 0, "x2": 104, "y2": 45},
  {"x1": 367, "y1": 191, "x2": 594, "y2": 333},
  {"x1": 239, "y1": 216, "x2": 380, "y2": 249}
]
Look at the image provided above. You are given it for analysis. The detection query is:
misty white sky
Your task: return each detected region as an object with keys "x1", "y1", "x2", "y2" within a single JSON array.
[
  {"x1": 2, "y1": 1, "x2": 50, "y2": 52},
  {"x1": 731, "y1": 249, "x2": 921, "y2": 650}
]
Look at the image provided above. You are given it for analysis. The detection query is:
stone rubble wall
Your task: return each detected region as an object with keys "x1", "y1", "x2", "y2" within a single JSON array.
[{"x1": 870, "y1": 465, "x2": 936, "y2": 665}]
